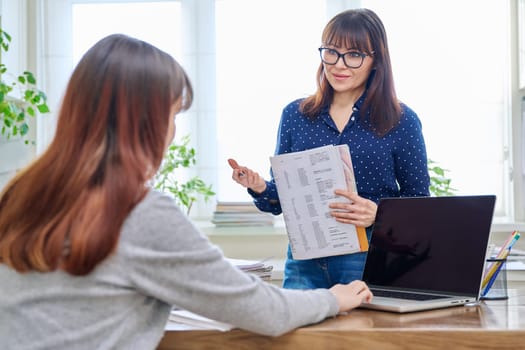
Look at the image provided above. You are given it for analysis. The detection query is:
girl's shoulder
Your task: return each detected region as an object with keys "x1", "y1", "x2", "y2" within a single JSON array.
[{"x1": 124, "y1": 190, "x2": 185, "y2": 233}]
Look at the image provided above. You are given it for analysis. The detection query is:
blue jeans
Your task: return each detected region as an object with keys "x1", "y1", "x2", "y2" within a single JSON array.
[{"x1": 282, "y1": 227, "x2": 371, "y2": 289}]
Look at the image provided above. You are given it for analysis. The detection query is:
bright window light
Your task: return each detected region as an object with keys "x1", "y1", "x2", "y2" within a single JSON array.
[{"x1": 72, "y1": 1, "x2": 181, "y2": 64}]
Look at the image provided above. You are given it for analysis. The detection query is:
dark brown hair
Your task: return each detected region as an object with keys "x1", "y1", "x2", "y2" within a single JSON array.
[
  {"x1": 300, "y1": 8, "x2": 401, "y2": 136},
  {"x1": 0, "y1": 34, "x2": 193, "y2": 275}
]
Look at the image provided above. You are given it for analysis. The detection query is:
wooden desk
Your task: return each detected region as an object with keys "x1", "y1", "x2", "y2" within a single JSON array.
[{"x1": 158, "y1": 290, "x2": 525, "y2": 350}]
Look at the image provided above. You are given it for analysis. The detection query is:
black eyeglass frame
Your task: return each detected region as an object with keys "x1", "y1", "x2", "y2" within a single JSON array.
[{"x1": 318, "y1": 47, "x2": 374, "y2": 69}]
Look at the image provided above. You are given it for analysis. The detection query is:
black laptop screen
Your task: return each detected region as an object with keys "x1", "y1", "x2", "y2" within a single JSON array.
[{"x1": 362, "y1": 195, "x2": 496, "y2": 296}]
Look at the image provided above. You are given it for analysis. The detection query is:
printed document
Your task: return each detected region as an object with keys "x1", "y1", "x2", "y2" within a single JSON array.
[{"x1": 270, "y1": 145, "x2": 368, "y2": 260}]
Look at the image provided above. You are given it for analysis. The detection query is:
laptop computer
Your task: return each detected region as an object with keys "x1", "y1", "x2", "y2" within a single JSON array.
[{"x1": 360, "y1": 195, "x2": 496, "y2": 313}]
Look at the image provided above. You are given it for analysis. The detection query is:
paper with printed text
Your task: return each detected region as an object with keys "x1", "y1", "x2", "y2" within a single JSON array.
[{"x1": 270, "y1": 145, "x2": 368, "y2": 260}]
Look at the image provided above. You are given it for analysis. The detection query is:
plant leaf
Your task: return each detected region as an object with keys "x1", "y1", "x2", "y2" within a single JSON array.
[
  {"x1": 20, "y1": 123, "x2": 29, "y2": 136},
  {"x1": 37, "y1": 103, "x2": 50, "y2": 113},
  {"x1": 24, "y1": 71, "x2": 36, "y2": 84}
]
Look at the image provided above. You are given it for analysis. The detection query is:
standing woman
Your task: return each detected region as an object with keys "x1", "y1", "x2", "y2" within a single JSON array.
[
  {"x1": 229, "y1": 8, "x2": 430, "y2": 289},
  {"x1": 0, "y1": 34, "x2": 373, "y2": 350}
]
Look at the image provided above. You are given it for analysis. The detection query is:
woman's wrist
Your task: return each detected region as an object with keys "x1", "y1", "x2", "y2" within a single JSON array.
[{"x1": 250, "y1": 182, "x2": 267, "y2": 194}]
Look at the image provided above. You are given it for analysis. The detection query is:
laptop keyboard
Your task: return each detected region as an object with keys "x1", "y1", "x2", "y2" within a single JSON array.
[{"x1": 371, "y1": 289, "x2": 449, "y2": 301}]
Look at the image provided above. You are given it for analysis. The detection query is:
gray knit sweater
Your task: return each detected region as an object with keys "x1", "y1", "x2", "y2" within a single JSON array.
[{"x1": 0, "y1": 190, "x2": 338, "y2": 350}]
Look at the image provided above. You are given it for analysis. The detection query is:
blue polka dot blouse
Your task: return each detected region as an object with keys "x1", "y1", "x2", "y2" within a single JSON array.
[{"x1": 249, "y1": 95, "x2": 430, "y2": 215}]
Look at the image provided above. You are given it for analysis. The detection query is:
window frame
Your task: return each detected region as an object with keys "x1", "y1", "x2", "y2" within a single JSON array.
[{"x1": 27, "y1": 0, "x2": 525, "y2": 228}]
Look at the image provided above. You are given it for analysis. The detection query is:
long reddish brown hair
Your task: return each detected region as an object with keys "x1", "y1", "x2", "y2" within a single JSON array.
[
  {"x1": 301, "y1": 8, "x2": 401, "y2": 136},
  {"x1": 0, "y1": 34, "x2": 193, "y2": 275}
]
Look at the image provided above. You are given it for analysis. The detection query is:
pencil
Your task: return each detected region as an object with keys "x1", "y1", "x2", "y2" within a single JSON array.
[
  {"x1": 482, "y1": 231, "x2": 520, "y2": 288},
  {"x1": 482, "y1": 249, "x2": 510, "y2": 288},
  {"x1": 495, "y1": 231, "x2": 518, "y2": 258}
]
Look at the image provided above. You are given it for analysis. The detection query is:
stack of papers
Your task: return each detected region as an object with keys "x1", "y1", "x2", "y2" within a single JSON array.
[
  {"x1": 165, "y1": 258, "x2": 274, "y2": 331},
  {"x1": 167, "y1": 309, "x2": 234, "y2": 331},
  {"x1": 212, "y1": 202, "x2": 275, "y2": 227},
  {"x1": 227, "y1": 257, "x2": 274, "y2": 281}
]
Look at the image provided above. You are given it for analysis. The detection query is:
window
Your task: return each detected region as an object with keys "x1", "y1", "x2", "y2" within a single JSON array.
[
  {"x1": 361, "y1": 0, "x2": 511, "y2": 219},
  {"x1": 215, "y1": 0, "x2": 327, "y2": 202},
  {"x1": 520, "y1": 0, "x2": 525, "y2": 89},
  {"x1": 41, "y1": 0, "x2": 521, "y2": 223},
  {"x1": 72, "y1": 1, "x2": 182, "y2": 64},
  {"x1": 215, "y1": 0, "x2": 513, "y2": 220}
]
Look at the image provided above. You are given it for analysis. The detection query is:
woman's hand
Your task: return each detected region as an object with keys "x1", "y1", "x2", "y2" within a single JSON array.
[
  {"x1": 329, "y1": 280, "x2": 373, "y2": 313},
  {"x1": 228, "y1": 158, "x2": 267, "y2": 194},
  {"x1": 329, "y1": 190, "x2": 377, "y2": 228}
]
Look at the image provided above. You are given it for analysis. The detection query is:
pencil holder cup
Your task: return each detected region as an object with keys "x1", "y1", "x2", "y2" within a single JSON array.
[{"x1": 480, "y1": 258, "x2": 508, "y2": 300}]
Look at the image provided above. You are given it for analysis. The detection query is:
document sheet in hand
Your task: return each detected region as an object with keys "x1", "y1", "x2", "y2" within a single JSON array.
[{"x1": 270, "y1": 145, "x2": 368, "y2": 260}]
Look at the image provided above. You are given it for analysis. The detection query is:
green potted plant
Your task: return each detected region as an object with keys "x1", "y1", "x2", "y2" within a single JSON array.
[
  {"x1": 0, "y1": 28, "x2": 49, "y2": 144},
  {"x1": 154, "y1": 134, "x2": 215, "y2": 215},
  {"x1": 428, "y1": 159, "x2": 457, "y2": 196}
]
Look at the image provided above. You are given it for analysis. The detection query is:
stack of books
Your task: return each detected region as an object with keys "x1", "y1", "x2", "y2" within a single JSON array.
[{"x1": 211, "y1": 201, "x2": 274, "y2": 227}]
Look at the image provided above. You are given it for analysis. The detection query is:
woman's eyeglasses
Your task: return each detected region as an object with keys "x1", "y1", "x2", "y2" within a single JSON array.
[{"x1": 318, "y1": 47, "x2": 373, "y2": 69}]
